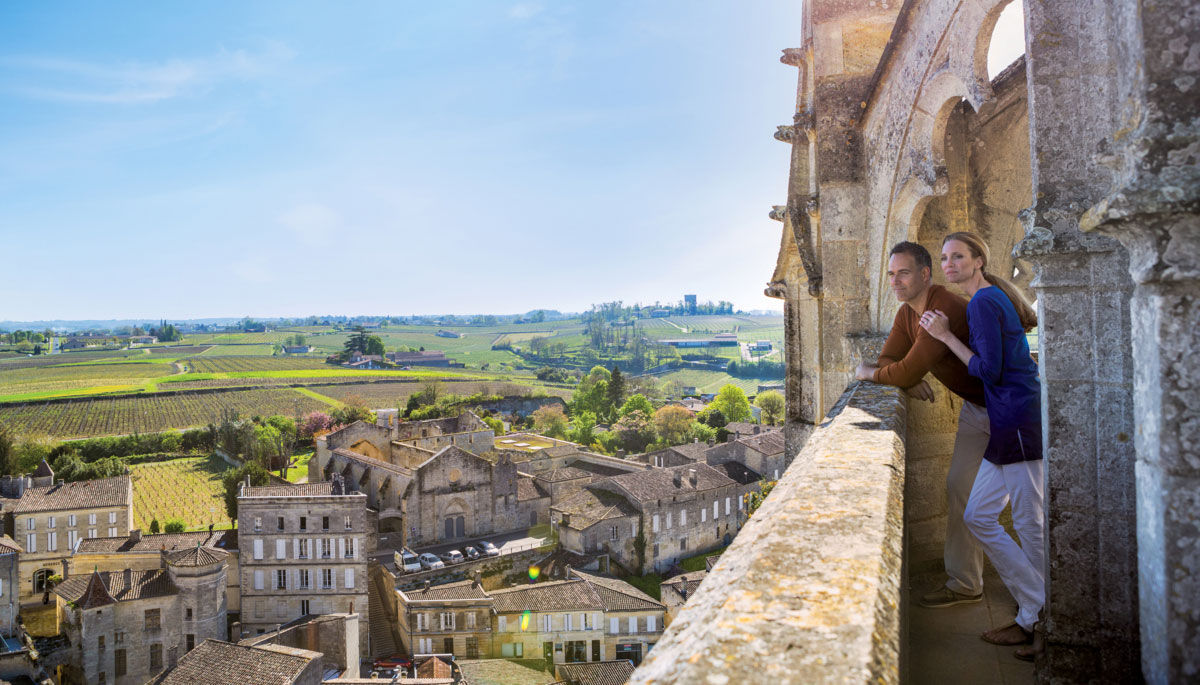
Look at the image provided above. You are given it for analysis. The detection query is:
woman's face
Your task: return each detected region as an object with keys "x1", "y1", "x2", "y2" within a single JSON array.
[{"x1": 941, "y1": 239, "x2": 983, "y2": 283}]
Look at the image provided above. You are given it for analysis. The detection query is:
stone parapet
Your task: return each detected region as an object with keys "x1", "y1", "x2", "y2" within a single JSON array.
[{"x1": 630, "y1": 382, "x2": 905, "y2": 685}]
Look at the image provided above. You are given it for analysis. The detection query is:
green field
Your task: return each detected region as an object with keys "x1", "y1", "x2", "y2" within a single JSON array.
[
  {"x1": 130, "y1": 455, "x2": 231, "y2": 530},
  {"x1": 655, "y1": 369, "x2": 772, "y2": 396},
  {"x1": 0, "y1": 361, "x2": 177, "y2": 401},
  {"x1": 306, "y1": 380, "x2": 572, "y2": 408}
]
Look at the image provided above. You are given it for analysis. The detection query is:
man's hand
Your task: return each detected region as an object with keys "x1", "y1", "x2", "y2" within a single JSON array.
[
  {"x1": 905, "y1": 380, "x2": 935, "y2": 402},
  {"x1": 854, "y1": 363, "x2": 878, "y2": 381}
]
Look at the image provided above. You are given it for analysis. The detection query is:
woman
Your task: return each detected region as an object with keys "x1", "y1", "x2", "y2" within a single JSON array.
[{"x1": 919, "y1": 231, "x2": 1043, "y2": 656}]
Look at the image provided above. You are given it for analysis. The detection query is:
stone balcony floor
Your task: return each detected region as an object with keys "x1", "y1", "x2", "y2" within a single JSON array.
[{"x1": 908, "y1": 567, "x2": 1035, "y2": 684}]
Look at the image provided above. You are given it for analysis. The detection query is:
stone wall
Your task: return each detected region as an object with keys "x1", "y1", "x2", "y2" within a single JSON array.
[{"x1": 630, "y1": 382, "x2": 906, "y2": 684}]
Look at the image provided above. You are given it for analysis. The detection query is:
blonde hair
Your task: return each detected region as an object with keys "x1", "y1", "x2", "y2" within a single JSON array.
[{"x1": 943, "y1": 231, "x2": 1038, "y2": 332}]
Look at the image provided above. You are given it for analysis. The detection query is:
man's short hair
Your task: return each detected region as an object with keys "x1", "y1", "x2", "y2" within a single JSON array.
[{"x1": 889, "y1": 241, "x2": 932, "y2": 273}]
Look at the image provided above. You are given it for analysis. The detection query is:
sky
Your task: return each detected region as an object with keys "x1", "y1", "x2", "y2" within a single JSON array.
[{"x1": 0, "y1": 1, "x2": 1025, "y2": 322}]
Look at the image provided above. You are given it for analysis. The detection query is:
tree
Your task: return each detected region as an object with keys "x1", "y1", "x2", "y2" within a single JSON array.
[
  {"x1": 0, "y1": 424, "x2": 15, "y2": 476},
  {"x1": 618, "y1": 394, "x2": 654, "y2": 419},
  {"x1": 606, "y1": 367, "x2": 626, "y2": 411},
  {"x1": 149, "y1": 518, "x2": 161, "y2": 534},
  {"x1": 331, "y1": 395, "x2": 374, "y2": 425},
  {"x1": 222, "y1": 461, "x2": 271, "y2": 522},
  {"x1": 163, "y1": 518, "x2": 187, "y2": 533},
  {"x1": 755, "y1": 390, "x2": 785, "y2": 425},
  {"x1": 365, "y1": 335, "x2": 385, "y2": 356},
  {"x1": 569, "y1": 411, "x2": 597, "y2": 447},
  {"x1": 300, "y1": 411, "x2": 334, "y2": 439},
  {"x1": 710, "y1": 385, "x2": 752, "y2": 424},
  {"x1": 613, "y1": 410, "x2": 656, "y2": 453},
  {"x1": 703, "y1": 408, "x2": 727, "y2": 429},
  {"x1": 343, "y1": 326, "x2": 370, "y2": 355},
  {"x1": 482, "y1": 416, "x2": 505, "y2": 435},
  {"x1": 531, "y1": 405, "x2": 569, "y2": 439},
  {"x1": 653, "y1": 405, "x2": 695, "y2": 446}
]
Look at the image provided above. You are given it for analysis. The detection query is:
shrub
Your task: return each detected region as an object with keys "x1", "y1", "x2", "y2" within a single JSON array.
[
  {"x1": 163, "y1": 518, "x2": 187, "y2": 533},
  {"x1": 149, "y1": 518, "x2": 161, "y2": 534}
]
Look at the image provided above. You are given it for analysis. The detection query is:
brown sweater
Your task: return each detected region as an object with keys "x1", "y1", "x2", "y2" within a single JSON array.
[{"x1": 873, "y1": 284, "x2": 986, "y2": 407}]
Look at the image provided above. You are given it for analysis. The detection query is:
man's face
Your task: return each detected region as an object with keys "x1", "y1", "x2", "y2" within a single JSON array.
[{"x1": 887, "y1": 252, "x2": 930, "y2": 305}]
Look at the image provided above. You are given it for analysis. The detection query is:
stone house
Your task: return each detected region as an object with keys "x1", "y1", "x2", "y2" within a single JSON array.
[
  {"x1": 659, "y1": 570, "x2": 707, "y2": 626},
  {"x1": 580, "y1": 464, "x2": 747, "y2": 574},
  {"x1": 489, "y1": 569, "x2": 664, "y2": 666},
  {"x1": 52, "y1": 545, "x2": 228, "y2": 685},
  {"x1": 68, "y1": 529, "x2": 239, "y2": 615},
  {"x1": 4, "y1": 468, "x2": 132, "y2": 602},
  {"x1": 396, "y1": 575, "x2": 494, "y2": 658},
  {"x1": 0, "y1": 536, "x2": 20, "y2": 641},
  {"x1": 147, "y1": 638, "x2": 323, "y2": 685},
  {"x1": 550, "y1": 490, "x2": 641, "y2": 571},
  {"x1": 705, "y1": 429, "x2": 787, "y2": 481},
  {"x1": 236, "y1": 480, "x2": 369, "y2": 657}
]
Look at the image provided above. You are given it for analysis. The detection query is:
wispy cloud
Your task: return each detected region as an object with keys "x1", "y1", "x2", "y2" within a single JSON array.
[
  {"x1": 278, "y1": 203, "x2": 342, "y2": 247},
  {"x1": 508, "y1": 3, "x2": 543, "y2": 20},
  {"x1": 2, "y1": 41, "x2": 294, "y2": 104}
]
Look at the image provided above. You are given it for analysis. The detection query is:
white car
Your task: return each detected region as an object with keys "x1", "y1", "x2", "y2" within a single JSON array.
[
  {"x1": 396, "y1": 549, "x2": 422, "y2": 573},
  {"x1": 418, "y1": 553, "x2": 444, "y2": 570},
  {"x1": 478, "y1": 540, "x2": 500, "y2": 557},
  {"x1": 439, "y1": 549, "x2": 465, "y2": 565}
]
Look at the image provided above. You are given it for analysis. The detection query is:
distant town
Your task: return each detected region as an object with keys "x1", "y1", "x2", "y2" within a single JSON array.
[{"x1": 0, "y1": 297, "x2": 786, "y2": 683}]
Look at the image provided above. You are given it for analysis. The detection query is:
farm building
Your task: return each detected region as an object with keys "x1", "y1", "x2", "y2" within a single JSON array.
[
  {"x1": 281, "y1": 345, "x2": 312, "y2": 354},
  {"x1": 435, "y1": 329, "x2": 461, "y2": 338},
  {"x1": 128, "y1": 336, "x2": 157, "y2": 345},
  {"x1": 387, "y1": 350, "x2": 449, "y2": 367},
  {"x1": 658, "y1": 335, "x2": 739, "y2": 348}
]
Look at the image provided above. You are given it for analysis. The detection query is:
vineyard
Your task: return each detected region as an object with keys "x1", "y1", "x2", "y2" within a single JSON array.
[
  {"x1": 0, "y1": 348, "x2": 145, "y2": 371},
  {"x1": 182, "y1": 356, "x2": 331, "y2": 374},
  {"x1": 130, "y1": 455, "x2": 230, "y2": 530},
  {"x1": 0, "y1": 387, "x2": 329, "y2": 439},
  {"x1": 307, "y1": 380, "x2": 572, "y2": 407},
  {"x1": 0, "y1": 362, "x2": 175, "y2": 399},
  {"x1": 654, "y1": 369, "x2": 771, "y2": 395}
]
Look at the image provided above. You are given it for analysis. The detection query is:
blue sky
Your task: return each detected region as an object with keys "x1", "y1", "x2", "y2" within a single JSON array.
[{"x1": 0, "y1": 2, "x2": 1022, "y2": 321}]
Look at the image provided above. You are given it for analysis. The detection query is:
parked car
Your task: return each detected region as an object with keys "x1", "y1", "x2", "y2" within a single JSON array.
[
  {"x1": 478, "y1": 540, "x2": 500, "y2": 557},
  {"x1": 396, "y1": 549, "x2": 421, "y2": 573},
  {"x1": 463, "y1": 546, "x2": 481, "y2": 560},
  {"x1": 418, "y1": 553, "x2": 444, "y2": 570},
  {"x1": 439, "y1": 549, "x2": 465, "y2": 565}
]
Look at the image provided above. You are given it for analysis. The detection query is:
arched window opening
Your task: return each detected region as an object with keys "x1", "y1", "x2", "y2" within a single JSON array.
[{"x1": 987, "y1": 2, "x2": 1026, "y2": 80}]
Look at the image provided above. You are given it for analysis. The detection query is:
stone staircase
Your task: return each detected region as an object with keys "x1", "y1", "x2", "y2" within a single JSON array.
[{"x1": 368, "y1": 574, "x2": 399, "y2": 658}]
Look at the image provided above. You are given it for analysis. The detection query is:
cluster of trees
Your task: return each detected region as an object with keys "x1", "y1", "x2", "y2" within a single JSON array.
[
  {"x1": 0, "y1": 330, "x2": 51, "y2": 345},
  {"x1": 726, "y1": 359, "x2": 785, "y2": 379},
  {"x1": 283, "y1": 333, "x2": 307, "y2": 347},
  {"x1": 523, "y1": 366, "x2": 783, "y2": 456},
  {"x1": 148, "y1": 322, "x2": 181, "y2": 342},
  {"x1": 340, "y1": 326, "x2": 385, "y2": 359}
]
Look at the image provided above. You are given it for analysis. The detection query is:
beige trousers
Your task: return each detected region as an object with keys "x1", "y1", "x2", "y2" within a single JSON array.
[{"x1": 945, "y1": 400, "x2": 989, "y2": 595}]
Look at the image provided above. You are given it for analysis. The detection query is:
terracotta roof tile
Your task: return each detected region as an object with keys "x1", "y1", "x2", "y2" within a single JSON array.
[
  {"x1": 490, "y1": 579, "x2": 604, "y2": 613},
  {"x1": 10, "y1": 475, "x2": 130, "y2": 514},
  {"x1": 552, "y1": 489, "x2": 638, "y2": 530},
  {"x1": 74, "y1": 570, "x2": 116, "y2": 609},
  {"x1": 74, "y1": 530, "x2": 218, "y2": 554},
  {"x1": 401, "y1": 580, "x2": 491, "y2": 602},
  {"x1": 595, "y1": 463, "x2": 735, "y2": 503},
  {"x1": 557, "y1": 660, "x2": 636, "y2": 685},
  {"x1": 149, "y1": 639, "x2": 318, "y2": 684},
  {"x1": 55, "y1": 568, "x2": 176, "y2": 605},
  {"x1": 572, "y1": 571, "x2": 664, "y2": 612},
  {"x1": 517, "y1": 476, "x2": 550, "y2": 502},
  {"x1": 241, "y1": 481, "x2": 353, "y2": 497},
  {"x1": 165, "y1": 545, "x2": 227, "y2": 567},
  {"x1": 0, "y1": 535, "x2": 22, "y2": 554}
]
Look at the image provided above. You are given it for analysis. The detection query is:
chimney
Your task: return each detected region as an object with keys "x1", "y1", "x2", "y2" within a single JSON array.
[
  {"x1": 124, "y1": 568, "x2": 132, "y2": 587},
  {"x1": 689, "y1": 468, "x2": 698, "y2": 486},
  {"x1": 424, "y1": 579, "x2": 432, "y2": 592},
  {"x1": 754, "y1": 425, "x2": 761, "y2": 435},
  {"x1": 561, "y1": 513, "x2": 571, "y2": 527},
  {"x1": 130, "y1": 529, "x2": 142, "y2": 543},
  {"x1": 473, "y1": 569, "x2": 482, "y2": 588},
  {"x1": 55, "y1": 479, "x2": 64, "y2": 488},
  {"x1": 673, "y1": 471, "x2": 682, "y2": 487},
  {"x1": 565, "y1": 564, "x2": 573, "y2": 579},
  {"x1": 616, "y1": 450, "x2": 626, "y2": 458},
  {"x1": 694, "y1": 437, "x2": 699, "y2": 443},
  {"x1": 61, "y1": 559, "x2": 69, "y2": 580}
]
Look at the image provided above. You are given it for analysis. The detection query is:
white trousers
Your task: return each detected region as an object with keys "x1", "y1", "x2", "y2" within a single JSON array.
[
  {"x1": 945, "y1": 401, "x2": 988, "y2": 595},
  {"x1": 964, "y1": 458, "x2": 1045, "y2": 631}
]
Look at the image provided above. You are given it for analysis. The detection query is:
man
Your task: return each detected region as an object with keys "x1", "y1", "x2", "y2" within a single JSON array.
[{"x1": 854, "y1": 241, "x2": 989, "y2": 608}]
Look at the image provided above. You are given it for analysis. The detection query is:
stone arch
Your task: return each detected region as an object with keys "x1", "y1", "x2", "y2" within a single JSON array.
[
  {"x1": 349, "y1": 439, "x2": 383, "y2": 461},
  {"x1": 439, "y1": 496, "x2": 471, "y2": 540},
  {"x1": 972, "y1": 0, "x2": 1023, "y2": 95}
]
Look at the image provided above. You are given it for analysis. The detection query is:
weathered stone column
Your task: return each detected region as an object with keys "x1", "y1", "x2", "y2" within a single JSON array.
[
  {"x1": 1020, "y1": 0, "x2": 1141, "y2": 681},
  {"x1": 1076, "y1": 0, "x2": 1200, "y2": 680}
]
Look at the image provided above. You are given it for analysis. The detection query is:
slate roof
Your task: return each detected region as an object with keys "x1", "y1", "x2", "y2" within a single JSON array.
[
  {"x1": 563, "y1": 459, "x2": 633, "y2": 478},
  {"x1": 669, "y1": 441, "x2": 712, "y2": 461},
  {"x1": 713, "y1": 461, "x2": 762, "y2": 485},
  {"x1": 516, "y1": 476, "x2": 550, "y2": 502},
  {"x1": 491, "y1": 574, "x2": 663, "y2": 614},
  {"x1": 572, "y1": 571, "x2": 664, "y2": 612},
  {"x1": 165, "y1": 545, "x2": 227, "y2": 567},
  {"x1": 55, "y1": 568, "x2": 177, "y2": 605},
  {"x1": 737, "y1": 429, "x2": 785, "y2": 456},
  {"x1": 0, "y1": 535, "x2": 22, "y2": 554},
  {"x1": 490, "y1": 579, "x2": 604, "y2": 613},
  {"x1": 241, "y1": 481, "x2": 335, "y2": 497},
  {"x1": 535, "y1": 466, "x2": 593, "y2": 483},
  {"x1": 552, "y1": 489, "x2": 638, "y2": 530},
  {"x1": 401, "y1": 580, "x2": 491, "y2": 602},
  {"x1": 10, "y1": 475, "x2": 130, "y2": 514},
  {"x1": 557, "y1": 660, "x2": 637, "y2": 685},
  {"x1": 661, "y1": 570, "x2": 708, "y2": 600},
  {"x1": 74, "y1": 530, "x2": 218, "y2": 554},
  {"x1": 149, "y1": 639, "x2": 319, "y2": 684},
  {"x1": 597, "y1": 463, "x2": 736, "y2": 503}
]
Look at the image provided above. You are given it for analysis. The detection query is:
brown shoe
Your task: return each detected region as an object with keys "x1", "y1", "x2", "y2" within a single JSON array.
[
  {"x1": 981, "y1": 622, "x2": 1033, "y2": 646},
  {"x1": 919, "y1": 586, "x2": 984, "y2": 608}
]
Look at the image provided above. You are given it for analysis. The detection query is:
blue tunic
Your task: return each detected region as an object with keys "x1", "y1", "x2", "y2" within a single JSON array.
[{"x1": 966, "y1": 287, "x2": 1042, "y2": 465}]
